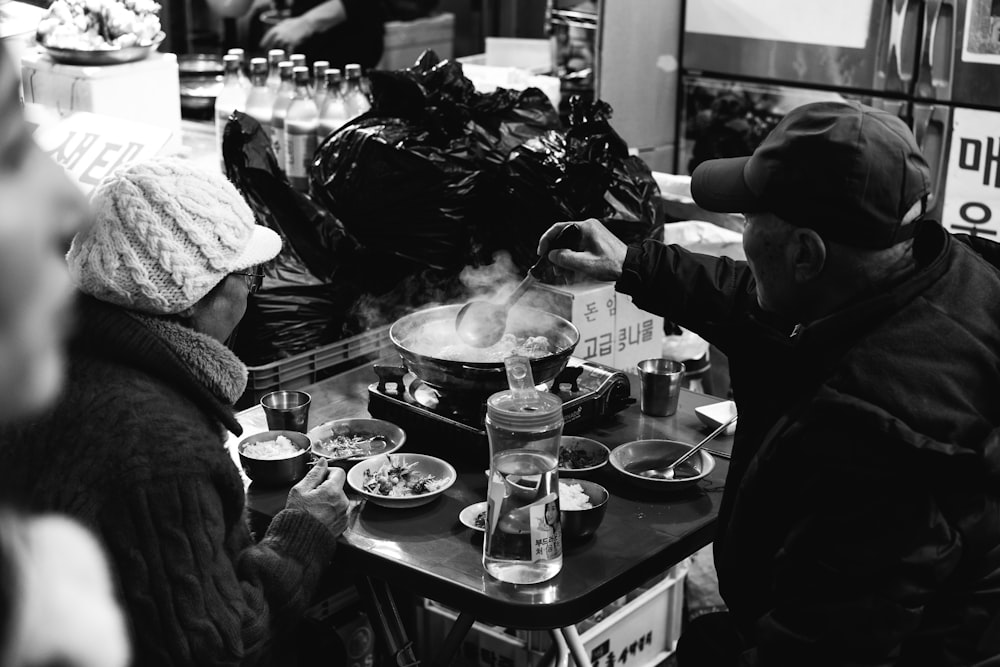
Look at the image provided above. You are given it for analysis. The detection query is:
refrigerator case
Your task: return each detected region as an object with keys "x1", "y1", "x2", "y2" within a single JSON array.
[{"x1": 680, "y1": 0, "x2": 1000, "y2": 237}]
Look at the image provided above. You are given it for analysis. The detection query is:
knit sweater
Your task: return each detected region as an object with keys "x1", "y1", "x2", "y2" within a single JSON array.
[{"x1": 0, "y1": 295, "x2": 338, "y2": 667}]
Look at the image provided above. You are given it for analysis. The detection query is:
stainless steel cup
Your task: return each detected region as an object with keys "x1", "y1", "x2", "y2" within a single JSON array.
[
  {"x1": 261, "y1": 390, "x2": 311, "y2": 432},
  {"x1": 636, "y1": 359, "x2": 684, "y2": 417}
]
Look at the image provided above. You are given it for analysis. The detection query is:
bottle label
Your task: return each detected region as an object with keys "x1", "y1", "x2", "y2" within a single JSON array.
[
  {"x1": 528, "y1": 493, "x2": 561, "y2": 562},
  {"x1": 285, "y1": 128, "x2": 317, "y2": 178},
  {"x1": 270, "y1": 125, "x2": 285, "y2": 168}
]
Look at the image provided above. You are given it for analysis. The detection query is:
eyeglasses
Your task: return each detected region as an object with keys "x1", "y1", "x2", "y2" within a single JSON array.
[{"x1": 233, "y1": 267, "x2": 264, "y2": 294}]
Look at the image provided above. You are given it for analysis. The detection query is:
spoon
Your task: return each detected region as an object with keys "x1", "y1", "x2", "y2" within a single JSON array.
[
  {"x1": 455, "y1": 224, "x2": 582, "y2": 348},
  {"x1": 637, "y1": 414, "x2": 738, "y2": 480}
]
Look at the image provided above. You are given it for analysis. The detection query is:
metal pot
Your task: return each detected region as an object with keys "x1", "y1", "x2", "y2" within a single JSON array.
[{"x1": 389, "y1": 304, "x2": 580, "y2": 395}]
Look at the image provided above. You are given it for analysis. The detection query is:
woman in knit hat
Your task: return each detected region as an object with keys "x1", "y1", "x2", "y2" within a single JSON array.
[{"x1": 0, "y1": 157, "x2": 353, "y2": 666}]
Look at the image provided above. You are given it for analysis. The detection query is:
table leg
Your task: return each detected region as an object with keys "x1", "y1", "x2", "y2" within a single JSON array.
[
  {"x1": 544, "y1": 628, "x2": 570, "y2": 667},
  {"x1": 559, "y1": 626, "x2": 590, "y2": 667},
  {"x1": 428, "y1": 610, "x2": 476, "y2": 667},
  {"x1": 355, "y1": 576, "x2": 420, "y2": 667}
]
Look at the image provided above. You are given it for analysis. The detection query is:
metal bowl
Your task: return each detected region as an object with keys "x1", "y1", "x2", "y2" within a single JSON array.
[
  {"x1": 238, "y1": 430, "x2": 311, "y2": 486},
  {"x1": 179, "y1": 53, "x2": 224, "y2": 112},
  {"x1": 609, "y1": 439, "x2": 716, "y2": 492},
  {"x1": 390, "y1": 304, "x2": 579, "y2": 396},
  {"x1": 558, "y1": 436, "x2": 610, "y2": 478},
  {"x1": 559, "y1": 478, "x2": 609, "y2": 540},
  {"x1": 307, "y1": 418, "x2": 405, "y2": 469},
  {"x1": 347, "y1": 453, "x2": 456, "y2": 509},
  {"x1": 39, "y1": 32, "x2": 165, "y2": 66}
]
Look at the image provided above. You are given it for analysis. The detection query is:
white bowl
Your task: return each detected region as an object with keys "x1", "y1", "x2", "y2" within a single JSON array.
[
  {"x1": 459, "y1": 501, "x2": 488, "y2": 532},
  {"x1": 348, "y1": 453, "x2": 456, "y2": 508},
  {"x1": 694, "y1": 400, "x2": 737, "y2": 436}
]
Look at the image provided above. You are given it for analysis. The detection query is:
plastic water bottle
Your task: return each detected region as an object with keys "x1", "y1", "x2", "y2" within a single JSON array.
[
  {"x1": 270, "y1": 61, "x2": 295, "y2": 173},
  {"x1": 215, "y1": 54, "x2": 247, "y2": 172},
  {"x1": 343, "y1": 63, "x2": 371, "y2": 120},
  {"x1": 266, "y1": 49, "x2": 286, "y2": 93},
  {"x1": 316, "y1": 69, "x2": 348, "y2": 143},
  {"x1": 245, "y1": 58, "x2": 275, "y2": 138},
  {"x1": 284, "y1": 66, "x2": 319, "y2": 192},
  {"x1": 483, "y1": 357, "x2": 564, "y2": 584}
]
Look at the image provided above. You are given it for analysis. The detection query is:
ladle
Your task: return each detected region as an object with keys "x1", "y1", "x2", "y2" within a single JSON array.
[
  {"x1": 637, "y1": 414, "x2": 738, "y2": 480},
  {"x1": 455, "y1": 224, "x2": 582, "y2": 348}
]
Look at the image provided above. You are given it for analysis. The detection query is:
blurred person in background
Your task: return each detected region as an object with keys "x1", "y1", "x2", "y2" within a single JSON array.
[
  {"x1": 258, "y1": 0, "x2": 385, "y2": 68},
  {"x1": 0, "y1": 42, "x2": 130, "y2": 667},
  {"x1": 0, "y1": 157, "x2": 355, "y2": 666},
  {"x1": 539, "y1": 101, "x2": 1000, "y2": 666}
]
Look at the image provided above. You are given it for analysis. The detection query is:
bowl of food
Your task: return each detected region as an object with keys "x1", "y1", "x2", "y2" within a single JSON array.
[
  {"x1": 459, "y1": 501, "x2": 488, "y2": 532},
  {"x1": 609, "y1": 440, "x2": 716, "y2": 492},
  {"x1": 347, "y1": 453, "x2": 455, "y2": 509},
  {"x1": 558, "y1": 436, "x2": 610, "y2": 476},
  {"x1": 309, "y1": 418, "x2": 405, "y2": 468},
  {"x1": 559, "y1": 478, "x2": 609, "y2": 540},
  {"x1": 36, "y1": 0, "x2": 165, "y2": 65},
  {"x1": 238, "y1": 430, "x2": 311, "y2": 486},
  {"x1": 694, "y1": 400, "x2": 738, "y2": 436}
]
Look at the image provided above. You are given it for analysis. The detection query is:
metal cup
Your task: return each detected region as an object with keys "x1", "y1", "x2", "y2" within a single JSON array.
[
  {"x1": 636, "y1": 359, "x2": 685, "y2": 417},
  {"x1": 260, "y1": 390, "x2": 311, "y2": 432}
]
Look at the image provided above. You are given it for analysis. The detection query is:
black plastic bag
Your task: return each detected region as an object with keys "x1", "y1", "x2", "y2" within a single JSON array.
[{"x1": 222, "y1": 112, "x2": 368, "y2": 364}]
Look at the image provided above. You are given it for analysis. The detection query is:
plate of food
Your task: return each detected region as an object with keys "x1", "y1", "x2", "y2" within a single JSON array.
[
  {"x1": 347, "y1": 453, "x2": 455, "y2": 508},
  {"x1": 36, "y1": 0, "x2": 164, "y2": 65},
  {"x1": 308, "y1": 418, "x2": 405, "y2": 467},
  {"x1": 459, "y1": 501, "x2": 488, "y2": 532},
  {"x1": 557, "y1": 436, "x2": 610, "y2": 476}
]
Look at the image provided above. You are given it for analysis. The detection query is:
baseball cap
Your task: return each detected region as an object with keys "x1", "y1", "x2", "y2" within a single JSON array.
[
  {"x1": 691, "y1": 101, "x2": 932, "y2": 249},
  {"x1": 67, "y1": 157, "x2": 282, "y2": 315}
]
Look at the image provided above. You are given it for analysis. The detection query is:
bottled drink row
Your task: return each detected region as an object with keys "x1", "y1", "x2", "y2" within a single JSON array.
[{"x1": 215, "y1": 48, "x2": 372, "y2": 191}]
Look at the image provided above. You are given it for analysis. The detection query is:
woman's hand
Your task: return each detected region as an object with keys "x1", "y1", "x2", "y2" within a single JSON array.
[{"x1": 261, "y1": 15, "x2": 316, "y2": 52}]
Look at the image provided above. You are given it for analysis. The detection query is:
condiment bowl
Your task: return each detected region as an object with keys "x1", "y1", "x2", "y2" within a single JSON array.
[
  {"x1": 348, "y1": 453, "x2": 456, "y2": 509},
  {"x1": 559, "y1": 478, "x2": 609, "y2": 540},
  {"x1": 694, "y1": 400, "x2": 738, "y2": 436},
  {"x1": 558, "y1": 436, "x2": 610, "y2": 477},
  {"x1": 238, "y1": 430, "x2": 311, "y2": 486},
  {"x1": 609, "y1": 440, "x2": 716, "y2": 492},
  {"x1": 308, "y1": 418, "x2": 405, "y2": 468}
]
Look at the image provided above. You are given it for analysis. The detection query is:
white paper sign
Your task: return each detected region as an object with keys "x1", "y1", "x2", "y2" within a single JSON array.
[
  {"x1": 33, "y1": 112, "x2": 173, "y2": 195},
  {"x1": 942, "y1": 107, "x2": 1000, "y2": 240},
  {"x1": 685, "y1": 0, "x2": 874, "y2": 50},
  {"x1": 962, "y1": 0, "x2": 1000, "y2": 64}
]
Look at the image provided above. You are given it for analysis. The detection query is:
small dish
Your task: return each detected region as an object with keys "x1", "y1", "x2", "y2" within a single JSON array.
[
  {"x1": 559, "y1": 478, "x2": 609, "y2": 540},
  {"x1": 459, "y1": 501, "x2": 488, "y2": 532},
  {"x1": 558, "y1": 436, "x2": 610, "y2": 476},
  {"x1": 610, "y1": 439, "x2": 716, "y2": 492},
  {"x1": 347, "y1": 453, "x2": 455, "y2": 509},
  {"x1": 308, "y1": 418, "x2": 405, "y2": 467},
  {"x1": 694, "y1": 400, "x2": 738, "y2": 436}
]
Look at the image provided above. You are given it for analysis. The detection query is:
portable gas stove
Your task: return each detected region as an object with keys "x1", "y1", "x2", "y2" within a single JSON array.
[{"x1": 368, "y1": 358, "x2": 634, "y2": 455}]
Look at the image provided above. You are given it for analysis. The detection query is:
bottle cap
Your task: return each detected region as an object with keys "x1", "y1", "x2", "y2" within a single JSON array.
[
  {"x1": 278, "y1": 61, "x2": 293, "y2": 80},
  {"x1": 486, "y1": 357, "x2": 563, "y2": 432},
  {"x1": 293, "y1": 66, "x2": 309, "y2": 84}
]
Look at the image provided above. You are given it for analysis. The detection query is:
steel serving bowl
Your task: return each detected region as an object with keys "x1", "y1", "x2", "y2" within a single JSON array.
[
  {"x1": 558, "y1": 436, "x2": 610, "y2": 477},
  {"x1": 39, "y1": 32, "x2": 166, "y2": 66},
  {"x1": 238, "y1": 430, "x2": 311, "y2": 486},
  {"x1": 307, "y1": 418, "x2": 405, "y2": 468},
  {"x1": 347, "y1": 453, "x2": 456, "y2": 509},
  {"x1": 610, "y1": 439, "x2": 716, "y2": 492},
  {"x1": 559, "y1": 478, "x2": 609, "y2": 540},
  {"x1": 178, "y1": 53, "x2": 225, "y2": 112},
  {"x1": 389, "y1": 304, "x2": 579, "y2": 395}
]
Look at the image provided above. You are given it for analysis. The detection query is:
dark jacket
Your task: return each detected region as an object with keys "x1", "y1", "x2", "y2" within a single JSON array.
[
  {"x1": 0, "y1": 296, "x2": 338, "y2": 666},
  {"x1": 293, "y1": 0, "x2": 385, "y2": 69},
  {"x1": 617, "y1": 222, "x2": 1000, "y2": 666}
]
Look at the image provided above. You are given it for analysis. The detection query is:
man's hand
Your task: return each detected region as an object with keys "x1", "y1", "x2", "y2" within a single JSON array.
[
  {"x1": 285, "y1": 458, "x2": 353, "y2": 538},
  {"x1": 538, "y1": 218, "x2": 629, "y2": 282},
  {"x1": 261, "y1": 16, "x2": 315, "y2": 52}
]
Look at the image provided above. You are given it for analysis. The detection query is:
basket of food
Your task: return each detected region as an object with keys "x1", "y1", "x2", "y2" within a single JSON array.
[{"x1": 36, "y1": 0, "x2": 164, "y2": 66}]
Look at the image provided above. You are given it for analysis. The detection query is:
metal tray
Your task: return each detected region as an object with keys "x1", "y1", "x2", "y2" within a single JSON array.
[{"x1": 39, "y1": 32, "x2": 165, "y2": 66}]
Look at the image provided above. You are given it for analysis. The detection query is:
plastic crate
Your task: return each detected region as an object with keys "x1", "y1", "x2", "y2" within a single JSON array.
[
  {"x1": 420, "y1": 564, "x2": 686, "y2": 667},
  {"x1": 240, "y1": 325, "x2": 394, "y2": 408}
]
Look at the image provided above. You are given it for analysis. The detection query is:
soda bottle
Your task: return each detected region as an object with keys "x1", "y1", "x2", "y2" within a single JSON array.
[
  {"x1": 214, "y1": 54, "x2": 247, "y2": 172},
  {"x1": 343, "y1": 63, "x2": 371, "y2": 120},
  {"x1": 226, "y1": 48, "x2": 252, "y2": 95},
  {"x1": 483, "y1": 357, "x2": 564, "y2": 584},
  {"x1": 316, "y1": 68, "x2": 348, "y2": 143},
  {"x1": 270, "y1": 61, "x2": 295, "y2": 173},
  {"x1": 266, "y1": 48, "x2": 286, "y2": 93},
  {"x1": 245, "y1": 57, "x2": 274, "y2": 137},
  {"x1": 290, "y1": 53, "x2": 307, "y2": 72},
  {"x1": 311, "y1": 60, "x2": 330, "y2": 107},
  {"x1": 283, "y1": 66, "x2": 319, "y2": 192}
]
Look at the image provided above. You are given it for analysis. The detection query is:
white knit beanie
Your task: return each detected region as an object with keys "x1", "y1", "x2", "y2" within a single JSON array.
[{"x1": 67, "y1": 158, "x2": 282, "y2": 315}]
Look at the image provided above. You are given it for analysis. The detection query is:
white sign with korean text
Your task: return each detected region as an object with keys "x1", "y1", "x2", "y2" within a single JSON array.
[
  {"x1": 33, "y1": 112, "x2": 173, "y2": 195},
  {"x1": 943, "y1": 107, "x2": 1000, "y2": 240}
]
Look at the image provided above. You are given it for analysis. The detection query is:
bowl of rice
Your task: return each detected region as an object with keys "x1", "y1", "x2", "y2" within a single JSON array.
[
  {"x1": 238, "y1": 430, "x2": 311, "y2": 486},
  {"x1": 559, "y1": 478, "x2": 609, "y2": 540}
]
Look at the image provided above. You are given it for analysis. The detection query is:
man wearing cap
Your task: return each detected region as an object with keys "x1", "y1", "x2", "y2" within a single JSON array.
[
  {"x1": 0, "y1": 157, "x2": 355, "y2": 666},
  {"x1": 539, "y1": 101, "x2": 1000, "y2": 666}
]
